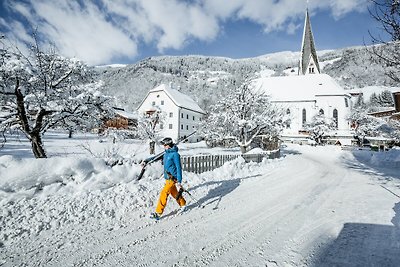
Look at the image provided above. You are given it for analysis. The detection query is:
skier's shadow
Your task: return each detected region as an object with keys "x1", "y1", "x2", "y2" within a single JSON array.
[{"x1": 186, "y1": 174, "x2": 262, "y2": 210}]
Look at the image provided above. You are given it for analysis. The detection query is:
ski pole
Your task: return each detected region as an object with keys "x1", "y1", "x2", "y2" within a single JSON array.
[{"x1": 184, "y1": 189, "x2": 204, "y2": 209}]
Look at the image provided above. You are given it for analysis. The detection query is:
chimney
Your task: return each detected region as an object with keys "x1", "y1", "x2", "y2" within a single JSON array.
[{"x1": 393, "y1": 92, "x2": 400, "y2": 112}]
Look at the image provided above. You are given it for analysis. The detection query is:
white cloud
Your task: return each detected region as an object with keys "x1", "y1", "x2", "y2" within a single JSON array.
[{"x1": 3, "y1": 0, "x2": 371, "y2": 65}]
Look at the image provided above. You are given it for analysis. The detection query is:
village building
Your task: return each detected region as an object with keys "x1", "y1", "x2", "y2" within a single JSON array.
[
  {"x1": 368, "y1": 92, "x2": 400, "y2": 121},
  {"x1": 255, "y1": 7, "x2": 353, "y2": 139},
  {"x1": 103, "y1": 108, "x2": 138, "y2": 130},
  {"x1": 137, "y1": 84, "x2": 205, "y2": 142}
]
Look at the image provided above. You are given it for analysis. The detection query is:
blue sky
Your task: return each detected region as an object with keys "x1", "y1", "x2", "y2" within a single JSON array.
[{"x1": 0, "y1": 0, "x2": 385, "y2": 66}]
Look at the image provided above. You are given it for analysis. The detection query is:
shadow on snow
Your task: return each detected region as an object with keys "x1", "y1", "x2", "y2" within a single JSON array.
[
  {"x1": 341, "y1": 152, "x2": 400, "y2": 182},
  {"x1": 185, "y1": 174, "x2": 263, "y2": 211},
  {"x1": 312, "y1": 202, "x2": 400, "y2": 267}
]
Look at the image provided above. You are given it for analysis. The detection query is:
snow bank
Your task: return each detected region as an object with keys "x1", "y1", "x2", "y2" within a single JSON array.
[
  {"x1": 0, "y1": 152, "x2": 279, "y2": 246},
  {"x1": 352, "y1": 147, "x2": 400, "y2": 168}
]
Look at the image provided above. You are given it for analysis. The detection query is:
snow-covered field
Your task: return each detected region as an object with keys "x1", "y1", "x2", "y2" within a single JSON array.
[{"x1": 1, "y1": 132, "x2": 400, "y2": 266}]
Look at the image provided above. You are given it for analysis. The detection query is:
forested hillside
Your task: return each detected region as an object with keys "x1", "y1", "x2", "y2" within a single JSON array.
[{"x1": 96, "y1": 44, "x2": 399, "y2": 112}]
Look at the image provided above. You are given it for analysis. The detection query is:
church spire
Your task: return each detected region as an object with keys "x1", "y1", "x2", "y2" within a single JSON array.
[{"x1": 299, "y1": 8, "x2": 320, "y2": 75}]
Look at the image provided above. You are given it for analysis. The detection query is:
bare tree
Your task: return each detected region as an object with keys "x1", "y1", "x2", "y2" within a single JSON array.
[
  {"x1": 200, "y1": 79, "x2": 286, "y2": 154},
  {"x1": 0, "y1": 34, "x2": 113, "y2": 158},
  {"x1": 369, "y1": 0, "x2": 400, "y2": 82},
  {"x1": 137, "y1": 110, "x2": 165, "y2": 154}
]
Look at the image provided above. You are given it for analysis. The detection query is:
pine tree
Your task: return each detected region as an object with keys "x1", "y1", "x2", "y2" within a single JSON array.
[
  {"x1": 354, "y1": 94, "x2": 367, "y2": 109},
  {"x1": 379, "y1": 90, "x2": 394, "y2": 107}
]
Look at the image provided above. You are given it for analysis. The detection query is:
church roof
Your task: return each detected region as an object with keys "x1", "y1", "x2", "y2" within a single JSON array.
[
  {"x1": 143, "y1": 84, "x2": 205, "y2": 114},
  {"x1": 299, "y1": 9, "x2": 320, "y2": 75},
  {"x1": 254, "y1": 74, "x2": 350, "y2": 102}
]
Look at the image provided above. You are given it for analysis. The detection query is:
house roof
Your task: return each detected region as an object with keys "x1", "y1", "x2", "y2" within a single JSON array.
[
  {"x1": 140, "y1": 84, "x2": 205, "y2": 114},
  {"x1": 254, "y1": 74, "x2": 350, "y2": 102},
  {"x1": 114, "y1": 109, "x2": 138, "y2": 120}
]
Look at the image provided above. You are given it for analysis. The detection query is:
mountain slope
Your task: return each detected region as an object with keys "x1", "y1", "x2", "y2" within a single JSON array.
[{"x1": 96, "y1": 44, "x2": 399, "y2": 112}]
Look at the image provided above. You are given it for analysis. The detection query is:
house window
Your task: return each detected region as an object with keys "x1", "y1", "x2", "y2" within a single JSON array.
[
  {"x1": 193, "y1": 116, "x2": 195, "y2": 120},
  {"x1": 181, "y1": 124, "x2": 183, "y2": 130},
  {"x1": 169, "y1": 112, "x2": 173, "y2": 117},
  {"x1": 169, "y1": 124, "x2": 173, "y2": 129},
  {"x1": 345, "y1": 98, "x2": 349, "y2": 107},
  {"x1": 152, "y1": 101, "x2": 155, "y2": 106},
  {"x1": 160, "y1": 124, "x2": 164, "y2": 129},
  {"x1": 286, "y1": 109, "x2": 290, "y2": 114},
  {"x1": 161, "y1": 100, "x2": 164, "y2": 105},
  {"x1": 186, "y1": 125, "x2": 189, "y2": 130},
  {"x1": 333, "y1": 109, "x2": 338, "y2": 128},
  {"x1": 319, "y1": 109, "x2": 324, "y2": 115},
  {"x1": 186, "y1": 114, "x2": 189, "y2": 119},
  {"x1": 302, "y1": 108, "x2": 306, "y2": 125},
  {"x1": 181, "y1": 113, "x2": 183, "y2": 118}
]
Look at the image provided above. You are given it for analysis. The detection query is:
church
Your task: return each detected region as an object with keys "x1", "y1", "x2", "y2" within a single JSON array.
[{"x1": 256, "y1": 8, "x2": 353, "y2": 136}]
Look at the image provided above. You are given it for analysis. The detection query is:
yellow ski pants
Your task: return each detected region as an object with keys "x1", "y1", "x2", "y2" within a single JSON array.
[{"x1": 156, "y1": 179, "x2": 186, "y2": 214}]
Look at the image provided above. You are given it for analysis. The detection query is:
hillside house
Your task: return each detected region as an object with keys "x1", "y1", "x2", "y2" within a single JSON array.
[{"x1": 137, "y1": 84, "x2": 205, "y2": 142}]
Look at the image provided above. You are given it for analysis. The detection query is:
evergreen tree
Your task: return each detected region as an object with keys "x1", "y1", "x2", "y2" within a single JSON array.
[
  {"x1": 354, "y1": 94, "x2": 367, "y2": 109},
  {"x1": 379, "y1": 90, "x2": 394, "y2": 107}
]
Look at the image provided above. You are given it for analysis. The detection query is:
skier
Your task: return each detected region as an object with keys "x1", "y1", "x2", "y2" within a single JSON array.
[{"x1": 143, "y1": 137, "x2": 187, "y2": 220}]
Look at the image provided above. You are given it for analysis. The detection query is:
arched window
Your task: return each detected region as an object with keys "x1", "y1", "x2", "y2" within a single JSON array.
[
  {"x1": 302, "y1": 108, "x2": 307, "y2": 125},
  {"x1": 333, "y1": 109, "x2": 338, "y2": 128},
  {"x1": 319, "y1": 109, "x2": 324, "y2": 115}
]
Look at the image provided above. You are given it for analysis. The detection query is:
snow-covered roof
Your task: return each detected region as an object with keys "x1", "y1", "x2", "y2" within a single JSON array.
[
  {"x1": 146, "y1": 84, "x2": 205, "y2": 114},
  {"x1": 114, "y1": 109, "x2": 138, "y2": 120},
  {"x1": 254, "y1": 74, "x2": 350, "y2": 102}
]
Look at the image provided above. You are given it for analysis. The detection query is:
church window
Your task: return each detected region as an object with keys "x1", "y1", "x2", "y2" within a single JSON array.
[
  {"x1": 333, "y1": 109, "x2": 338, "y2": 128},
  {"x1": 302, "y1": 109, "x2": 307, "y2": 125}
]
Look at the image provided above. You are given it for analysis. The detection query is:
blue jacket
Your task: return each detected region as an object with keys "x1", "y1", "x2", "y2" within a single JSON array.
[
  {"x1": 146, "y1": 145, "x2": 183, "y2": 183},
  {"x1": 162, "y1": 145, "x2": 182, "y2": 183}
]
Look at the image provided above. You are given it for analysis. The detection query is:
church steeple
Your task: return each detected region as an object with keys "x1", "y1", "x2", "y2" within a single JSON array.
[{"x1": 299, "y1": 8, "x2": 320, "y2": 75}]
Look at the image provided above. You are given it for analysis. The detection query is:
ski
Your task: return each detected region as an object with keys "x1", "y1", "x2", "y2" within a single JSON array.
[{"x1": 137, "y1": 131, "x2": 197, "y2": 181}]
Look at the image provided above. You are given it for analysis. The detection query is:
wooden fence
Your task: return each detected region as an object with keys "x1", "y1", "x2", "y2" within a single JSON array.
[{"x1": 181, "y1": 149, "x2": 280, "y2": 174}]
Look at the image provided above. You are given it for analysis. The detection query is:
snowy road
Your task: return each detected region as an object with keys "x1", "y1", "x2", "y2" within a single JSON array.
[{"x1": 2, "y1": 144, "x2": 400, "y2": 266}]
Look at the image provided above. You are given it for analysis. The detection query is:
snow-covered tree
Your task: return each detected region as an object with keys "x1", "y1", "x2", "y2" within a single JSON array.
[
  {"x1": 354, "y1": 94, "x2": 367, "y2": 109},
  {"x1": 369, "y1": 0, "x2": 400, "y2": 82},
  {"x1": 369, "y1": 92, "x2": 380, "y2": 107},
  {"x1": 136, "y1": 110, "x2": 165, "y2": 154},
  {"x1": 303, "y1": 113, "x2": 337, "y2": 145},
  {"x1": 200, "y1": 79, "x2": 286, "y2": 153},
  {"x1": 349, "y1": 106, "x2": 400, "y2": 142},
  {"x1": 0, "y1": 36, "x2": 114, "y2": 158},
  {"x1": 379, "y1": 90, "x2": 394, "y2": 107}
]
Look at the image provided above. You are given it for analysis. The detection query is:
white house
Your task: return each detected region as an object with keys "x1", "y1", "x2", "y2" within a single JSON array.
[
  {"x1": 137, "y1": 84, "x2": 205, "y2": 142},
  {"x1": 255, "y1": 7, "x2": 352, "y2": 136}
]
